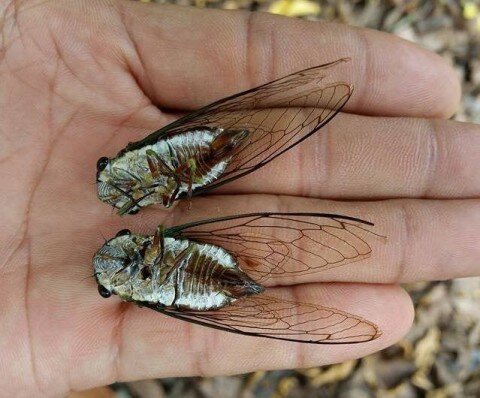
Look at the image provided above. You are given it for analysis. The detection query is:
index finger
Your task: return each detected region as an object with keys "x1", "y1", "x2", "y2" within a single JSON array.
[{"x1": 117, "y1": 2, "x2": 460, "y2": 118}]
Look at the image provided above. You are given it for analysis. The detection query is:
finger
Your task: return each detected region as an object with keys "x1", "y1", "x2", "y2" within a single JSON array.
[
  {"x1": 214, "y1": 115, "x2": 480, "y2": 199},
  {"x1": 116, "y1": 2, "x2": 459, "y2": 118},
  {"x1": 123, "y1": 195, "x2": 480, "y2": 286},
  {"x1": 113, "y1": 283, "x2": 412, "y2": 379}
]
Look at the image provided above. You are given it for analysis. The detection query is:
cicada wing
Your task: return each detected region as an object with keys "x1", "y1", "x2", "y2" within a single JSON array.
[
  {"x1": 149, "y1": 293, "x2": 380, "y2": 344},
  {"x1": 127, "y1": 59, "x2": 352, "y2": 195},
  {"x1": 165, "y1": 212, "x2": 384, "y2": 284}
]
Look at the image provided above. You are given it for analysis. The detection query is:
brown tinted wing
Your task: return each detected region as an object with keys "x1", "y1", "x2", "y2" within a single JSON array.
[
  {"x1": 129, "y1": 59, "x2": 352, "y2": 195},
  {"x1": 150, "y1": 293, "x2": 380, "y2": 344},
  {"x1": 166, "y1": 212, "x2": 384, "y2": 284}
]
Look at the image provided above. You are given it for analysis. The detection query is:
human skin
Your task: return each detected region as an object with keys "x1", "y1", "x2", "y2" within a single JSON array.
[{"x1": 1, "y1": 0, "x2": 479, "y2": 396}]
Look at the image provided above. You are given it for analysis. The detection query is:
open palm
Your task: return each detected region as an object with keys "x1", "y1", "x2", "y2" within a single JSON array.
[{"x1": 1, "y1": 1, "x2": 479, "y2": 396}]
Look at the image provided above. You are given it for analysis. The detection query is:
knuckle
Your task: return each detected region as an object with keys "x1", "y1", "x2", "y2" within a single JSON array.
[{"x1": 244, "y1": 11, "x2": 276, "y2": 87}]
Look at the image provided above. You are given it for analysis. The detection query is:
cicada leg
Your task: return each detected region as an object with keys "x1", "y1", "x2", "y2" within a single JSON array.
[
  {"x1": 146, "y1": 149, "x2": 182, "y2": 207},
  {"x1": 146, "y1": 149, "x2": 176, "y2": 179},
  {"x1": 154, "y1": 157, "x2": 199, "y2": 208},
  {"x1": 164, "y1": 168, "x2": 185, "y2": 207},
  {"x1": 210, "y1": 129, "x2": 250, "y2": 161},
  {"x1": 164, "y1": 244, "x2": 196, "y2": 283},
  {"x1": 171, "y1": 158, "x2": 198, "y2": 208},
  {"x1": 146, "y1": 147, "x2": 202, "y2": 207},
  {"x1": 143, "y1": 225, "x2": 165, "y2": 266},
  {"x1": 142, "y1": 225, "x2": 166, "y2": 290},
  {"x1": 152, "y1": 225, "x2": 166, "y2": 267}
]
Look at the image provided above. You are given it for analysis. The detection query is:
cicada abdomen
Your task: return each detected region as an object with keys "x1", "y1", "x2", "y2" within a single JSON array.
[
  {"x1": 96, "y1": 59, "x2": 353, "y2": 215},
  {"x1": 93, "y1": 212, "x2": 383, "y2": 344}
]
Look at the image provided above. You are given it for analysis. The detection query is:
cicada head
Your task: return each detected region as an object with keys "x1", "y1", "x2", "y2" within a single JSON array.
[
  {"x1": 93, "y1": 229, "x2": 153, "y2": 301},
  {"x1": 96, "y1": 152, "x2": 168, "y2": 215}
]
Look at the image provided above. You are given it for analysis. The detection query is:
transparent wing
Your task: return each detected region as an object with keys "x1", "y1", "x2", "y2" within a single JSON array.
[
  {"x1": 148, "y1": 293, "x2": 381, "y2": 344},
  {"x1": 126, "y1": 58, "x2": 353, "y2": 196},
  {"x1": 165, "y1": 212, "x2": 384, "y2": 284}
]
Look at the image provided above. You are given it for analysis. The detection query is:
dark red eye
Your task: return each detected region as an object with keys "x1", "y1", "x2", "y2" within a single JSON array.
[
  {"x1": 98, "y1": 285, "x2": 111, "y2": 298},
  {"x1": 96, "y1": 157, "x2": 109, "y2": 172},
  {"x1": 116, "y1": 229, "x2": 131, "y2": 237}
]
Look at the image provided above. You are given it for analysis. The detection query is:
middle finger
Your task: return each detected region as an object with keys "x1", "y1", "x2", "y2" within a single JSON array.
[
  {"x1": 215, "y1": 114, "x2": 480, "y2": 199},
  {"x1": 128, "y1": 195, "x2": 480, "y2": 286}
]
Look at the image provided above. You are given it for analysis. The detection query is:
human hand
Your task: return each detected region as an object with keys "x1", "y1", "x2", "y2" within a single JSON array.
[{"x1": 1, "y1": 1, "x2": 478, "y2": 396}]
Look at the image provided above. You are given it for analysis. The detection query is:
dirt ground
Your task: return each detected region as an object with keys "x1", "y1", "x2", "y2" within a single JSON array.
[{"x1": 72, "y1": 1, "x2": 480, "y2": 397}]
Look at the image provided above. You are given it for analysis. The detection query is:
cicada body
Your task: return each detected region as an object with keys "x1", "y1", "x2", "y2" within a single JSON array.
[
  {"x1": 96, "y1": 59, "x2": 352, "y2": 215},
  {"x1": 96, "y1": 127, "x2": 249, "y2": 214},
  {"x1": 93, "y1": 212, "x2": 383, "y2": 344},
  {"x1": 94, "y1": 229, "x2": 263, "y2": 310}
]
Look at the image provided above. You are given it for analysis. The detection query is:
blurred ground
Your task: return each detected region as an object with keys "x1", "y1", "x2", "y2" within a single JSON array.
[{"x1": 74, "y1": 1, "x2": 480, "y2": 397}]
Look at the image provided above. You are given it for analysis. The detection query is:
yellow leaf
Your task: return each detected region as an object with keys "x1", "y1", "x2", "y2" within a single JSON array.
[
  {"x1": 414, "y1": 327, "x2": 440, "y2": 370},
  {"x1": 269, "y1": 0, "x2": 321, "y2": 17},
  {"x1": 464, "y1": 2, "x2": 479, "y2": 20},
  {"x1": 276, "y1": 377, "x2": 298, "y2": 397},
  {"x1": 310, "y1": 360, "x2": 357, "y2": 387}
]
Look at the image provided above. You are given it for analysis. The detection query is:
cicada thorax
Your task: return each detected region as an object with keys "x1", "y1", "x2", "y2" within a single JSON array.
[
  {"x1": 156, "y1": 239, "x2": 263, "y2": 311},
  {"x1": 146, "y1": 127, "x2": 249, "y2": 206}
]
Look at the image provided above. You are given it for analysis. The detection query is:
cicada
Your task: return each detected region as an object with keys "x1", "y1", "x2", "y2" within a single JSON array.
[
  {"x1": 96, "y1": 59, "x2": 352, "y2": 215},
  {"x1": 93, "y1": 212, "x2": 383, "y2": 344}
]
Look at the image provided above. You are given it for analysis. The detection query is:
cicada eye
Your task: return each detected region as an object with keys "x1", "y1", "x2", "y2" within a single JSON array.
[
  {"x1": 116, "y1": 229, "x2": 131, "y2": 237},
  {"x1": 96, "y1": 157, "x2": 109, "y2": 172},
  {"x1": 98, "y1": 285, "x2": 112, "y2": 298}
]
